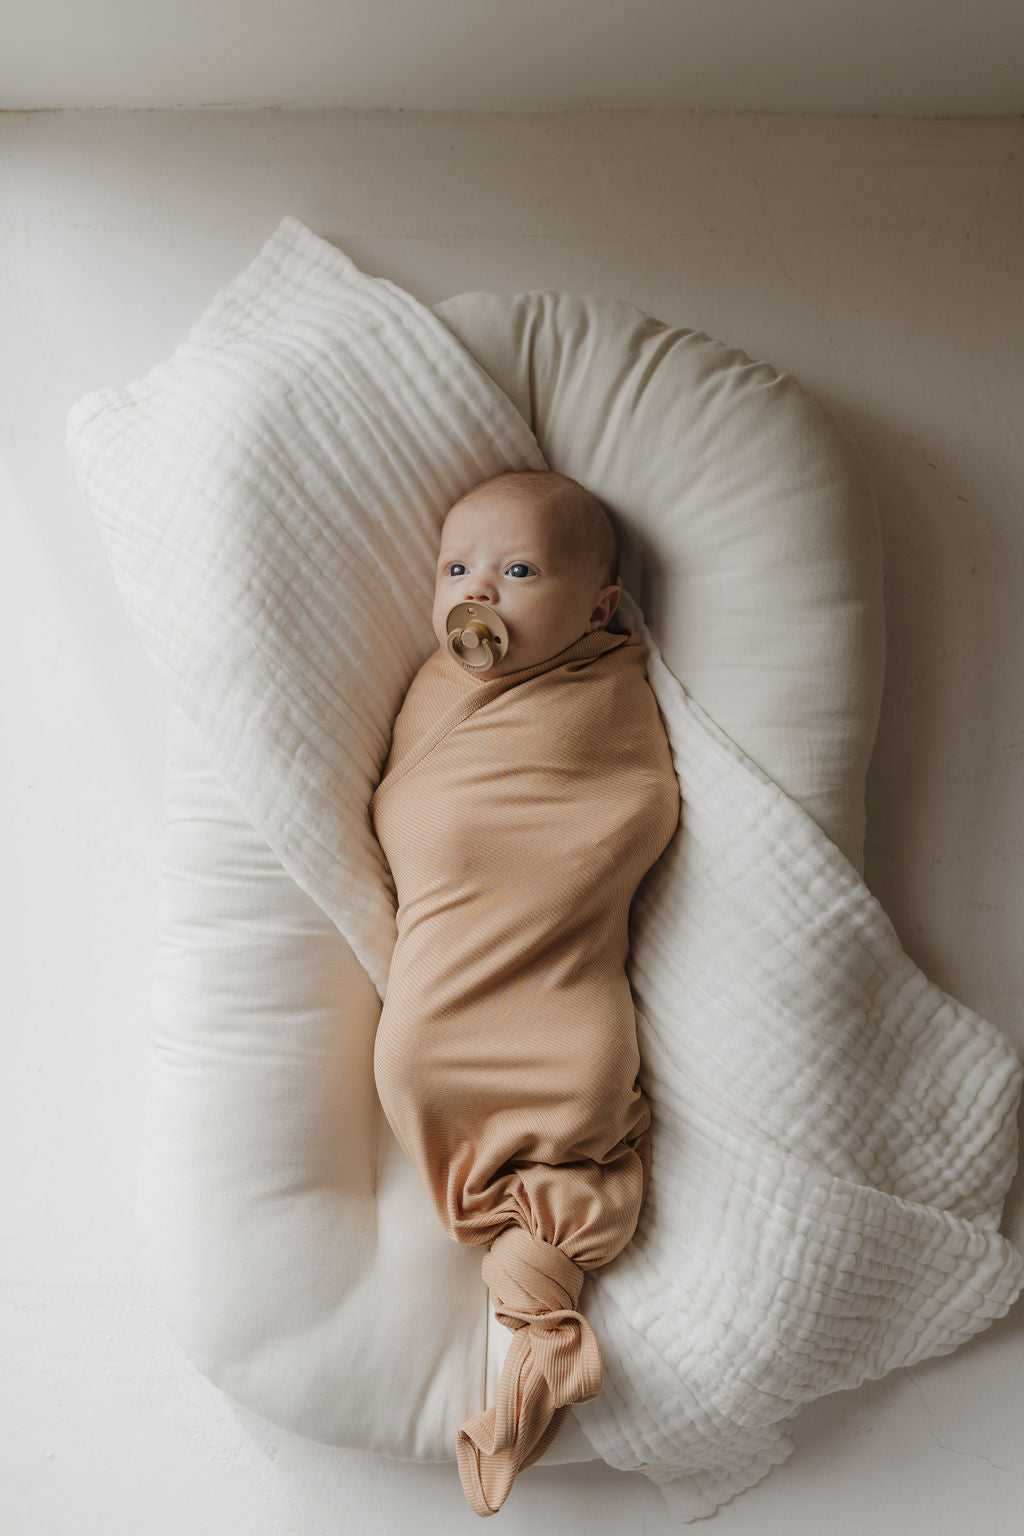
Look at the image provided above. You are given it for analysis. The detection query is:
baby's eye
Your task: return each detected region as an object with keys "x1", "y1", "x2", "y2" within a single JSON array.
[
  {"x1": 505, "y1": 563, "x2": 535, "y2": 579},
  {"x1": 446, "y1": 562, "x2": 468, "y2": 577}
]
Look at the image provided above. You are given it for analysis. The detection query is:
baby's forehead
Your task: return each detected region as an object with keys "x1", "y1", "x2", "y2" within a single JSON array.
[{"x1": 441, "y1": 486, "x2": 564, "y2": 542}]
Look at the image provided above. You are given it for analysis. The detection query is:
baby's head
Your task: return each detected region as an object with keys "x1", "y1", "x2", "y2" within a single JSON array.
[{"x1": 433, "y1": 470, "x2": 621, "y2": 677}]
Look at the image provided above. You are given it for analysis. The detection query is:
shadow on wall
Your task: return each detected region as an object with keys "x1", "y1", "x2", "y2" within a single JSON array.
[
  {"x1": 852, "y1": 410, "x2": 1022, "y2": 1009},
  {"x1": 853, "y1": 399, "x2": 1024, "y2": 1252}
]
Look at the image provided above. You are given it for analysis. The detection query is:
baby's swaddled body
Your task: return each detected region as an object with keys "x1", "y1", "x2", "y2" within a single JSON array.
[{"x1": 370, "y1": 624, "x2": 680, "y2": 1515}]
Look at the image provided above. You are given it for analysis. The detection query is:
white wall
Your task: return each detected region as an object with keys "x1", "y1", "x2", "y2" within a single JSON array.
[
  {"x1": 7, "y1": 0, "x2": 1024, "y2": 114},
  {"x1": 3, "y1": 108, "x2": 1023, "y2": 1534}
]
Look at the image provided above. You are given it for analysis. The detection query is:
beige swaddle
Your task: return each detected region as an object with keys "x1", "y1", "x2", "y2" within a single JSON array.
[{"x1": 370, "y1": 626, "x2": 680, "y2": 1515}]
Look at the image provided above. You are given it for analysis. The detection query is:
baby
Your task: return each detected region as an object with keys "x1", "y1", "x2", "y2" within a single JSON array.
[{"x1": 370, "y1": 470, "x2": 680, "y2": 1516}]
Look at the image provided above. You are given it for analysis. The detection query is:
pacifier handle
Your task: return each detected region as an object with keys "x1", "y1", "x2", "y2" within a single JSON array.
[
  {"x1": 447, "y1": 621, "x2": 496, "y2": 670},
  {"x1": 445, "y1": 603, "x2": 509, "y2": 673}
]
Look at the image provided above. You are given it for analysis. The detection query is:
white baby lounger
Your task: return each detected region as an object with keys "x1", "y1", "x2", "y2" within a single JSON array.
[{"x1": 67, "y1": 218, "x2": 1023, "y2": 1522}]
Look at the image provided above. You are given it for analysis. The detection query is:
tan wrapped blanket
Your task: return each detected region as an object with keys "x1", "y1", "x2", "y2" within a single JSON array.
[{"x1": 370, "y1": 625, "x2": 680, "y2": 1514}]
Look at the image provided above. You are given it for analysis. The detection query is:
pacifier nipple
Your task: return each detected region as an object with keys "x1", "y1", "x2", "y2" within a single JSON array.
[{"x1": 445, "y1": 603, "x2": 510, "y2": 673}]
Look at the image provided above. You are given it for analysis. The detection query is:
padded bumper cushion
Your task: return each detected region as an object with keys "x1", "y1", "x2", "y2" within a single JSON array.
[{"x1": 144, "y1": 286, "x2": 883, "y2": 1465}]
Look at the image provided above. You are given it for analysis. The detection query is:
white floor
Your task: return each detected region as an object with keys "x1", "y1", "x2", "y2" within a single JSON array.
[{"x1": 4, "y1": 108, "x2": 1023, "y2": 1534}]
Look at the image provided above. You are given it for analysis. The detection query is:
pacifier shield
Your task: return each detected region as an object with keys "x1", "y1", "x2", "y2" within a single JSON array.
[{"x1": 445, "y1": 603, "x2": 510, "y2": 672}]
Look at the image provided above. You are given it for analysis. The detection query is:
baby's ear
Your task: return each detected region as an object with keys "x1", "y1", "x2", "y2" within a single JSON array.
[{"x1": 590, "y1": 585, "x2": 621, "y2": 630}]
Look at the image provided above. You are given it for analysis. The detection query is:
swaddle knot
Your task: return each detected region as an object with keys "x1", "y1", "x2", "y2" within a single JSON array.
[
  {"x1": 482, "y1": 1225, "x2": 587, "y2": 1328},
  {"x1": 456, "y1": 1226, "x2": 603, "y2": 1516}
]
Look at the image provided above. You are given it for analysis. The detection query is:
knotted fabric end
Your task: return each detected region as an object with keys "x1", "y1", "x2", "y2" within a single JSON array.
[{"x1": 456, "y1": 1226, "x2": 603, "y2": 1516}]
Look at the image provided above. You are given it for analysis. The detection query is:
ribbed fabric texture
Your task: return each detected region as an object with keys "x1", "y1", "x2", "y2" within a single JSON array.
[
  {"x1": 457, "y1": 1228, "x2": 602, "y2": 1514},
  {"x1": 370, "y1": 629, "x2": 681, "y2": 1513},
  {"x1": 65, "y1": 215, "x2": 545, "y2": 999}
]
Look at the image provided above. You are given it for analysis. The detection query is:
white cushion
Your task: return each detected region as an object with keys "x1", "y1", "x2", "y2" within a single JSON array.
[
  {"x1": 141, "y1": 285, "x2": 883, "y2": 1465},
  {"x1": 435, "y1": 290, "x2": 885, "y2": 870}
]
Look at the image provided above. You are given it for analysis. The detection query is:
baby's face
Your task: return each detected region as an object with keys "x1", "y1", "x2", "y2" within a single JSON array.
[{"x1": 432, "y1": 485, "x2": 619, "y2": 677}]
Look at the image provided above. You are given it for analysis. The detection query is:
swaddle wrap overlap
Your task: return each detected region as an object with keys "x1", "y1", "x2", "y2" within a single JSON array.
[{"x1": 371, "y1": 628, "x2": 680, "y2": 1514}]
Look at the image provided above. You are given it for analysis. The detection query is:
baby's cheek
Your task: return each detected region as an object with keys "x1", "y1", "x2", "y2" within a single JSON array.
[{"x1": 430, "y1": 594, "x2": 449, "y2": 646}]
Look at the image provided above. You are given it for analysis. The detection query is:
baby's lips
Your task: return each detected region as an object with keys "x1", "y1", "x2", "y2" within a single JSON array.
[{"x1": 445, "y1": 602, "x2": 510, "y2": 672}]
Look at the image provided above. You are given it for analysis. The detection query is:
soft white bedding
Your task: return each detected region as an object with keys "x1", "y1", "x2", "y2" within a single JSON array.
[{"x1": 67, "y1": 216, "x2": 1023, "y2": 1520}]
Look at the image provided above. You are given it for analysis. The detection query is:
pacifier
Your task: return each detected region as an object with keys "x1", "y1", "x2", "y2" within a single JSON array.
[{"x1": 445, "y1": 603, "x2": 510, "y2": 672}]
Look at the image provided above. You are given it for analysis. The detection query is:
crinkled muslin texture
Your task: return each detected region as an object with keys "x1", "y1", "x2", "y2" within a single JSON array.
[
  {"x1": 370, "y1": 630, "x2": 680, "y2": 1513},
  {"x1": 66, "y1": 217, "x2": 1024, "y2": 1521}
]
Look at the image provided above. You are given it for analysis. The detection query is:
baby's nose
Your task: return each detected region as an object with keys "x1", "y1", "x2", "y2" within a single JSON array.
[{"x1": 462, "y1": 578, "x2": 497, "y2": 601}]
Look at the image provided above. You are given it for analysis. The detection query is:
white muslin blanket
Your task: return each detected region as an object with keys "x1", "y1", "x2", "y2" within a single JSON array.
[{"x1": 66, "y1": 217, "x2": 1024, "y2": 1521}]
